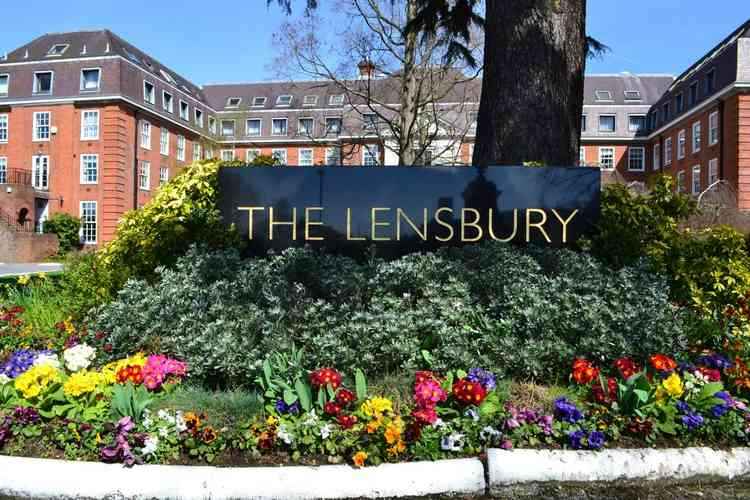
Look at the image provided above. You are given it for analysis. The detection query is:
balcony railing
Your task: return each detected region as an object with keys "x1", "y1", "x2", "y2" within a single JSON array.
[
  {"x1": 0, "y1": 207, "x2": 34, "y2": 232},
  {"x1": 0, "y1": 168, "x2": 33, "y2": 186}
]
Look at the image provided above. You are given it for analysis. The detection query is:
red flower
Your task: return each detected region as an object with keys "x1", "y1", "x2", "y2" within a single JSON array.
[
  {"x1": 411, "y1": 406, "x2": 438, "y2": 425},
  {"x1": 613, "y1": 358, "x2": 640, "y2": 379},
  {"x1": 337, "y1": 414, "x2": 357, "y2": 429},
  {"x1": 452, "y1": 378, "x2": 488, "y2": 406},
  {"x1": 103, "y1": 344, "x2": 113, "y2": 353},
  {"x1": 309, "y1": 368, "x2": 342, "y2": 390},
  {"x1": 699, "y1": 366, "x2": 722, "y2": 382},
  {"x1": 415, "y1": 371, "x2": 438, "y2": 385},
  {"x1": 649, "y1": 354, "x2": 677, "y2": 372},
  {"x1": 591, "y1": 377, "x2": 618, "y2": 404},
  {"x1": 95, "y1": 331, "x2": 106, "y2": 341},
  {"x1": 335, "y1": 389, "x2": 356, "y2": 407},
  {"x1": 324, "y1": 401, "x2": 342, "y2": 416},
  {"x1": 572, "y1": 359, "x2": 599, "y2": 385}
]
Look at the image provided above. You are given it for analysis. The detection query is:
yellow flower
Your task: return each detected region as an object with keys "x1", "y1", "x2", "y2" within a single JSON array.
[
  {"x1": 360, "y1": 397, "x2": 393, "y2": 418},
  {"x1": 266, "y1": 415, "x2": 279, "y2": 426},
  {"x1": 384, "y1": 419, "x2": 403, "y2": 445},
  {"x1": 17, "y1": 275, "x2": 30, "y2": 285},
  {"x1": 101, "y1": 353, "x2": 147, "y2": 384},
  {"x1": 366, "y1": 419, "x2": 382, "y2": 434},
  {"x1": 353, "y1": 451, "x2": 368, "y2": 468},
  {"x1": 661, "y1": 373, "x2": 684, "y2": 398},
  {"x1": 63, "y1": 370, "x2": 105, "y2": 398},
  {"x1": 14, "y1": 364, "x2": 61, "y2": 399},
  {"x1": 387, "y1": 440, "x2": 406, "y2": 456}
]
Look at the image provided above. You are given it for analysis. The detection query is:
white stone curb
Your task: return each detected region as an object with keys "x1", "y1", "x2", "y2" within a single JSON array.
[
  {"x1": 487, "y1": 447, "x2": 750, "y2": 489},
  {"x1": 0, "y1": 455, "x2": 486, "y2": 499}
]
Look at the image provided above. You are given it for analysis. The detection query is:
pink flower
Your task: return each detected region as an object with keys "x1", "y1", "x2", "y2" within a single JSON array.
[
  {"x1": 141, "y1": 355, "x2": 188, "y2": 391},
  {"x1": 414, "y1": 379, "x2": 447, "y2": 408}
]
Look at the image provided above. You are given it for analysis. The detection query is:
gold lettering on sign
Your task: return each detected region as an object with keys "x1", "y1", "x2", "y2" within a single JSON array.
[
  {"x1": 551, "y1": 209, "x2": 579, "y2": 244},
  {"x1": 346, "y1": 208, "x2": 365, "y2": 241},
  {"x1": 305, "y1": 207, "x2": 324, "y2": 241},
  {"x1": 371, "y1": 208, "x2": 391, "y2": 241},
  {"x1": 461, "y1": 208, "x2": 482, "y2": 242},
  {"x1": 525, "y1": 209, "x2": 551, "y2": 243},
  {"x1": 237, "y1": 206, "x2": 265, "y2": 240},
  {"x1": 268, "y1": 206, "x2": 297, "y2": 241},
  {"x1": 488, "y1": 208, "x2": 518, "y2": 242},
  {"x1": 434, "y1": 207, "x2": 455, "y2": 242},
  {"x1": 396, "y1": 208, "x2": 428, "y2": 241}
]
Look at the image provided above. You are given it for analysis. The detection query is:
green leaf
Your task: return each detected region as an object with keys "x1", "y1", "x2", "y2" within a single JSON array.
[
  {"x1": 295, "y1": 378, "x2": 312, "y2": 412},
  {"x1": 355, "y1": 369, "x2": 368, "y2": 401},
  {"x1": 283, "y1": 389, "x2": 298, "y2": 405}
]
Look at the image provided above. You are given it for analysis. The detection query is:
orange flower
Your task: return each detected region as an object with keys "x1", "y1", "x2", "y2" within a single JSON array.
[
  {"x1": 202, "y1": 426, "x2": 218, "y2": 444},
  {"x1": 572, "y1": 359, "x2": 599, "y2": 385},
  {"x1": 366, "y1": 419, "x2": 382, "y2": 434},
  {"x1": 184, "y1": 412, "x2": 202, "y2": 432},
  {"x1": 387, "y1": 440, "x2": 406, "y2": 456},
  {"x1": 353, "y1": 451, "x2": 368, "y2": 468},
  {"x1": 384, "y1": 423, "x2": 401, "y2": 445},
  {"x1": 649, "y1": 354, "x2": 677, "y2": 372}
]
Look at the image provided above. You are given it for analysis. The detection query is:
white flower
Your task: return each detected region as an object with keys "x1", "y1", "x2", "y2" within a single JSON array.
[
  {"x1": 157, "y1": 409, "x2": 170, "y2": 421},
  {"x1": 440, "y1": 432, "x2": 465, "y2": 452},
  {"x1": 33, "y1": 353, "x2": 61, "y2": 369},
  {"x1": 480, "y1": 426, "x2": 501, "y2": 442},
  {"x1": 303, "y1": 410, "x2": 319, "y2": 426},
  {"x1": 464, "y1": 408, "x2": 480, "y2": 422},
  {"x1": 0, "y1": 374, "x2": 10, "y2": 386},
  {"x1": 141, "y1": 435, "x2": 159, "y2": 456},
  {"x1": 175, "y1": 412, "x2": 187, "y2": 433},
  {"x1": 431, "y1": 418, "x2": 447, "y2": 429},
  {"x1": 277, "y1": 425, "x2": 293, "y2": 445},
  {"x1": 63, "y1": 344, "x2": 96, "y2": 372},
  {"x1": 142, "y1": 417, "x2": 153, "y2": 429},
  {"x1": 158, "y1": 427, "x2": 169, "y2": 438},
  {"x1": 320, "y1": 424, "x2": 332, "y2": 440}
]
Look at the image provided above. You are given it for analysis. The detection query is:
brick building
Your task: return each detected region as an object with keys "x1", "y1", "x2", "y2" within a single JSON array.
[{"x1": 1, "y1": 20, "x2": 750, "y2": 250}]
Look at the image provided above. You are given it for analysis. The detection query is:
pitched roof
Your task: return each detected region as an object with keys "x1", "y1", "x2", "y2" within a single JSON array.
[{"x1": 583, "y1": 74, "x2": 674, "y2": 106}]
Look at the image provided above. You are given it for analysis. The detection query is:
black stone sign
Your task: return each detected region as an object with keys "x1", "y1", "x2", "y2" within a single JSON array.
[{"x1": 217, "y1": 165, "x2": 600, "y2": 257}]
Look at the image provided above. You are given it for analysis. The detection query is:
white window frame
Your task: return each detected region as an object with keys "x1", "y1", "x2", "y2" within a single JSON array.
[
  {"x1": 47, "y1": 44, "x2": 69, "y2": 57},
  {"x1": 664, "y1": 137, "x2": 673, "y2": 166},
  {"x1": 225, "y1": 97, "x2": 242, "y2": 109},
  {"x1": 299, "y1": 148, "x2": 314, "y2": 166},
  {"x1": 276, "y1": 95, "x2": 293, "y2": 107},
  {"x1": 159, "y1": 166, "x2": 169, "y2": 186},
  {"x1": 208, "y1": 116, "x2": 217, "y2": 134},
  {"x1": 325, "y1": 117, "x2": 342, "y2": 135},
  {"x1": 676, "y1": 170, "x2": 686, "y2": 193},
  {"x1": 677, "y1": 130, "x2": 686, "y2": 159},
  {"x1": 325, "y1": 146, "x2": 341, "y2": 166},
  {"x1": 0, "y1": 114, "x2": 7, "y2": 143},
  {"x1": 160, "y1": 127, "x2": 169, "y2": 156},
  {"x1": 139, "y1": 161, "x2": 150, "y2": 191},
  {"x1": 272, "y1": 148, "x2": 287, "y2": 165},
  {"x1": 221, "y1": 119, "x2": 236, "y2": 137},
  {"x1": 252, "y1": 97, "x2": 267, "y2": 107},
  {"x1": 140, "y1": 120, "x2": 152, "y2": 149},
  {"x1": 33, "y1": 111, "x2": 51, "y2": 142},
  {"x1": 177, "y1": 135, "x2": 186, "y2": 161},
  {"x1": 691, "y1": 165, "x2": 701, "y2": 195},
  {"x1": 598, "y1": 114, "x2": 616, "y2": 133},
  {"x1": 0, "y1": 74, "x2": 9, "y2": 96},
  {"x1": 162, "y1": 91, "x2": 174, "y2": 113},
  {"x1": 579, "y1": 146, "x2": 586, "y2": 166},
  {"x1": 246, "y1": 118, "x2": 262, "y2": 137},
  {"x1": 32, "y1": 155, "x2": 49, "y2": 190},
  {"x1": 298, "y1": 118, "x2": 314, "y2": 136},
  {"x1": 33, "y1": 71, "x2": 54, "y2": 95},
  {"x1": 79, "y1": 201, "x2": 97, "y2": 245},
  {"x1": 143, "y1": 80, "x2": 155, "y2": 104},
  {"x1": 653, "y1": 143, "x2": 661, "y2": 170},
  {"x1": 329, "y1": 94, "x2": 344, "y2": 106},
  {"x1": 179, "y1": 100, "x2": 189, "y2": 121},
  {"x1": 0, "y1": 157, "x2": 6, "y2": 184},
  {"x1": 246, "y1": 149, "x2": 261, "y2": 163},
  {"x1": 193, "y1": 143, "x2": 202, "y2": 162},
  {"x1": 709, "y1": 111, "x2": 719, "y2": 145},
  {"x1": 363, "y1": 113, "x2": 378, "y2": 132},
  {"x1": 363, "y1": 144, "x2": 380, "y2": 166},
  {"x1": 628, "y1": 115, "x2": 646, "y2": 133},
  {"x1": 195, "y1": 108, "x2": 204, "y2": 127},
  {"x1": 692, "y1": 121, "x2": 701, "y2": 153},
  {"x1": 80, "y1": 154, "x2": 98, "y2": 184},
  {"x1": 303, "y1": 95, "x2": 318, "y2": 106},
  {"x1": 628, "y1": 147, "x2": 645, "y2": 172},
  {"x1": 598, "y1": 147, "x2": 615, "y2": 170},
  {"x1": 80, "y1": 110, "x2": 99, "y2": 140},
  {"x1": 221, "y1": 149, "x2": 235, "y2": 162},
  {"x1": 708, "y1": 158, "x2": 719, "y2": 185},
  {"x1": 79, "y1": 68, "x2": 101, "y2": 92},
  {"x1": 272, "y1": 118, "x2": 288, "y2": 136}
]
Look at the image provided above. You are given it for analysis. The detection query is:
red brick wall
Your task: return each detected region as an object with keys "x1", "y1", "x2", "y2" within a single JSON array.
[
  {"x1": 579, "y1": 143, "x2": 650, "y2": 181},
  {"x1": 736, "y1": 94, "x2": 750, "y2": 210}
]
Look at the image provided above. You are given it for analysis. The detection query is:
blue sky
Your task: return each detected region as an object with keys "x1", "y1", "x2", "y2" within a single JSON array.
[{"x1": 1, "y1": 0, "x2": 748, "y2": 84}]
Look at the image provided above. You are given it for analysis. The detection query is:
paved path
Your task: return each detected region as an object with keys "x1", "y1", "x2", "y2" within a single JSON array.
[{"x1": 0, "y1": 263, "x2": 63, "y2": 277}]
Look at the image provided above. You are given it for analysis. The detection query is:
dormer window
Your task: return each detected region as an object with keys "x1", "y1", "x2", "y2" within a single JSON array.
[
  {"x1": 33, "y1": 71, "x2": 53, "y2": 95},
  {"x1": 0, "y1": 74, "x2": 9, "y2": 96},
  {"x1": 252, "y1": 97, "x2": 267, "y2": 107},
  {"x1": 80, "y1": 68, "x2": 101, "y2": 91},
  {"x1": 595, "y1": 90, "x2": 613, "y2": 102},
  {"x1": 226, "y1": 97, "x2": 242, "y2": 109},
  {"x1": 623, "y1": 90, "x2": 641, "y2": 101},
  {"x1": 195, "y1": 109, "x2": 204, "y2": 127},
  {"x1": 179, "y1": 100, "x2": 189, "y2": 121},
  {"x1": 47, "y1": 44, "x2": 69, "y2": 57},
  {"x1": 329, "y1": 95, "x2": 345, "y2": 106},
  {"x1": 144, "y1": 81, "x2": 155, "y2": 104},
  {"x1": 160, "y1": 69, "x2": 176, "y2": 85},
  {"x1": 163, "y1": 91, "x2": 174, "y2": 113},
  {"x1": 124, "y1": 49, "x2": 142, "y2": 64},
  {"x1": 303, "y1": 95, "x2": 318, "y2": 106},
  {"x1": 276, "y1": 95, "x2": 293, "y2": 106}
]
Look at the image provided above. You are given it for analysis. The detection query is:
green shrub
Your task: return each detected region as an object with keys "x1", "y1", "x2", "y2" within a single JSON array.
[
  {"x1": 43, "y1": 213, "x2": 81, "y2": 254},
  {"x1": 92, "y1": 244, "x2": 691, "y2": 387}
]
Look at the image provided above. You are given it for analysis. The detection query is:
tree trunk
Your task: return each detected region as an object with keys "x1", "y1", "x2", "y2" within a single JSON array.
[
  {"x1": 473, "y1": 0, "x2": 586, "y2": 167},
  {"x1": 398, "y1": 0, "x2": 420, "y2": 165}
]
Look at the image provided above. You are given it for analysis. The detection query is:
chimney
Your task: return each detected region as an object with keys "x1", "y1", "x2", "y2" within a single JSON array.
[{"x1": 357, "y1": 60, "x2": 376, "y2": 79}]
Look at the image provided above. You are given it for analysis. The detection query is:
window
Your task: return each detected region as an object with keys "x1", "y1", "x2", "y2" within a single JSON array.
[
  {"x1": 33, "y1": 112, "x2": 50, "y2": 141},
  {"x1": 221, "y1": 120, "x2": 236, "y2": 137},
  {"x1": 246, "y1": 119, "x2": 261, "y2": 136},
  {"x1": 162, "y1": 91, "x2": 174, "y2": 113},
  {"x1": 325, "y1": 117, "x2": 342, "y2": 135},
  {"x1": 0, "y1": 74, "x2": 7, "y2": 95},
  {"x1": 298, "y1": 118, "x2": 314, "y2": 136},
  {"x1": 595, "y1": 90, "x2": 612, "y2": 101},
  {"x1": 677, "y1": 130, "x2": 686, "y2": 159},
  {"x1": 246, "y1": 149, "x2": 261, "y2": 163},
  {"x1": 329, "y1": 95, "x2": 344, "y2": 106},
  {"x1": 47, "y1": 44, "x2": 69, "y2": 57},
  {"x1": 663, "y1": 102, "x2": 671, "y2": 121},
  {"x1": 705, "y1": 69, "x2": 716, "y2": 95},
  {"x1": 628, "y1": 115, "x2": 646, "y2": 133},
  {"x1": 675, "y1": 93, "x2": 684, "y2": 113},
  {"x1": 140, "y1": 121, "x2": 151, "y2": 149},
  {"x1": 420, "y1": 149, "x2": 434, "y2": 166},
  {"x1": 363, "y1": 145, "x2": 380, "y2": 166},
  {"x1": 193, "y1": 143, "x2": 202, "y2": 162},
  {"x1": 708, "y1": 158, "x2": 719, "y2": 185},
  {"x1": 692, "y1": 121, "x2": 701, "y2": 153},
  {"x1": 276, "y1": 95, "x2": 293, "y2": 106},
  {"x1": 676, "y1": 170, "x2": 686, "y2": 193},
  {"x1": 33, "y1": 71, "x2": 53, "y2": 94},
  {"x1": 143, "y1": 81, "x2": 155, "y2": 104},
  {"x1": 139, "y1": 161, "x2": 150, "y2": 190},
  {"x1": 326, "y1": 147, "x2": 341, "y2": 165},
  {"x1": 363, "y1": 114, "x2": 377, "y2": 131},
  {"x1": 160, "y1": 128, "x2": 169, "y2": 156},
  {"x1": 80, "y1": 68, "x2": 100, "y2": 91},
  {"x1": 80, "y1": 110, "x2": 99, "y2": 140},
  {"x1": 205, "y1": 147, "x2": 214, "y2": 159},
  {"x1": 32, "y1": 155, "x2": 49, "y2": 190},
  {"x1": 598, "y1": 147, "x2": 614, "y2": 170},
  {"x1": 0, "y1": 157, "x2": 6, "y2": 184},
  {"x1": 689, "y1": 81, "x2": 699, "y2": 106},
  {"x1": 303, "y1": 95, "x2": 318, "y2": 106},
  {"x1": 653, "y1": 143, "x2": 661, "y2": 170},
  {"x1": 624, "y1": 90, "x2": 642, "y2": 101},
  {"x1": 195, "y1": 109, "x2": 204, "y2": 127},
  {"x1": 709, "y1": 111, "x2": 719, "y2": 145},
  {"x1": 579, "y1": 147, "x2": 586, "y2": 166},
  {"x1": 160, "y1": 70, "x2": 176, "y2": 85},
  {"x1": 272, "y1": 149, "x2": 287, "y2": 165},
  {"x1": 628, "y1": 147, "x2": 645, "y2": 171},
  {"x1": 80, "y1": 154, "x2": 98, "y2": 184},
  {"x1": 160, "y1": 167, "x2": 169, "y2": 186},
  {"x1": 272, "y1": 118, "x2": 288, "y2": 136},
  {"x1": 252, "y1": 97, "x2": 267, "y2": 107},
  {"x1": 221, "y1": 150, "x2": 235, "y2": 162},
  {"x1": 80, "y1": 201, "x2": 97, "y2": 244},
  {"x1": 581, "y1": 115, "x2": 587, "y2": 132},
  {"x1": 598, "y1": 115, "x2": 616, "y2": 133},
  {"x1": 0, "y1": 114, "x2": 7, "y2": 143},
  {"x1": 299, "y1": 148, "x2": 314, "y2": 166},
  {"x1": 177, "y1": 135, "x2": 186, "y2": 161},
  {"x1": 179, "y1": 101, "x2": 189, "y2": 121},
  {"x1": 692, "y1": 165, "x2": 701, "y2": 195},
  {"x1": 664, "y1": 137, "x2": 673, "y2": 166},
  {"x1": 226, "y1": 97, "x2": 242, "y2": 109},
  {"x1": 208, "y1": 117, "x2": 217, "y2": 134}
]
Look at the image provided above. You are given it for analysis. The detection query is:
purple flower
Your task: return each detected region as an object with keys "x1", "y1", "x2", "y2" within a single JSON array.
[
  {"x1": 676, "y1": 401, "x2": 691, "y2": 414},
  {"x1": 554, "y1": 398, "x2": 583, "y2": 424},
  {"x1": 677, "y1": 362, "x2": 697, "y2": 375},
  {"x1": 274, "y1": 399, "x2": 301, "y2": 415},
  {"x1": 13, "y1": 407, "x2": 40, "y2": 425},
  {"x1": 500, "y1": 439, "x2": 513, "y2": 450},
  {"x1": 0, "y1": 349, "x2": 37, "y2": 378},
  {"x1": 467, "y1": 368, "x2": 497, "y2": 391},
  {"x1": 710, "y1": 405, "x2": 730, "y2": 418},
  {"x1": 696, "y1": 354, "x2": 733, "y2": 370},
  {"x1": 568, "y1": 430, "x2": 586, "y2": 449},
  {"x1": 681, "y1": 412, "x2": 704, "y2": 430},
  {"x1": 0, "y1": 417, "x2": 12, "y2": 448},
  {"x1": 100, "y1": 417, "x2": 139, "y2": 467},
  {"x1": 587, "y1": 431, "x2": 606, "y2": 450}
]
